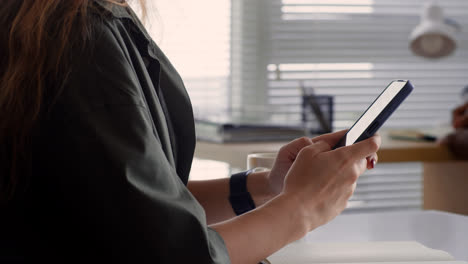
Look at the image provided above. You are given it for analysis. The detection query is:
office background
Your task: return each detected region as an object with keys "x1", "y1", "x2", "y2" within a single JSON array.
[{"x1": 139, "y1": 0, "x2": 468, "y2": 213}]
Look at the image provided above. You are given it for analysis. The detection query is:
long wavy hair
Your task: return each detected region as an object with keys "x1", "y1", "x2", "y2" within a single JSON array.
[{"x1": 0, "y1": 0, "x2": 146, "y2": 204}]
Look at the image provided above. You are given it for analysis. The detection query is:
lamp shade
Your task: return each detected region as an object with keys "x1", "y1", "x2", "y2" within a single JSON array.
[{"x1": 409, "y1": 2, "x2": 457, "y2": 59}]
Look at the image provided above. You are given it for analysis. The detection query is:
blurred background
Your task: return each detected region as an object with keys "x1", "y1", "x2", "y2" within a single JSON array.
[{"x1": 137, "y1": 0, "x2": 468, "y2": 214}]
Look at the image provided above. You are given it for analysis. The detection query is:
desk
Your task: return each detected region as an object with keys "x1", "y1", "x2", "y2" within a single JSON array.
[
  {"x1": 195, "y1": 130, "x2": 455, "y2": 169},
  {"x1": 302, "y1": 210, "x2": 468, "y2": 261},
  {"x1": 195, "y1": 129, "x2": 468, "y2": 215}
]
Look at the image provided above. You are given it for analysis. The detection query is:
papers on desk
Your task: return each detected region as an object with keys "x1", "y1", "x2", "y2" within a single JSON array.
[
  {"x1": 195, "y1": 118, "x2": 306, "y2": 143},
  {"x1": 388, "y1": 130, "x2": 437, "y2": 142},
  {"x1": 266, "y1": 241, "x2": 468, "y2": 264}
]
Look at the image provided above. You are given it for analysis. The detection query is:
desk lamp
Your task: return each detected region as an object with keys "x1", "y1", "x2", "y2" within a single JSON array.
[{"x1": 409, "y1": 2, "x2": 460, "y2": 59}]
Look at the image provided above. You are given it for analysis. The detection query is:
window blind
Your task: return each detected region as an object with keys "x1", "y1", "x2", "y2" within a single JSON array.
[
  {"x1": 231, "y1": 0, "x2": 468, "y2": 212},
  {"x1": 265, "y1": 0, "x2": 468, "y2": 128}
]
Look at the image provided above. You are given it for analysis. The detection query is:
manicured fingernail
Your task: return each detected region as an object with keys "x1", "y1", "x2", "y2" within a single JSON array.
[{"x1": 371, "y1": 159, "x2": 376, "y2": 169}]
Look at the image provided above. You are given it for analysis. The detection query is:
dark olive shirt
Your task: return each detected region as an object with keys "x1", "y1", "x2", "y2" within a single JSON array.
[{"x1": 5, "y1": 2, "x2": 230, "y2": 263}]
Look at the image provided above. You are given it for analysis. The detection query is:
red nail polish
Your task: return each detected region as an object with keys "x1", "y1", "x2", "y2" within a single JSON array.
[{"x1": 371, "y1": 159, "x2": 376, "y2": 169}]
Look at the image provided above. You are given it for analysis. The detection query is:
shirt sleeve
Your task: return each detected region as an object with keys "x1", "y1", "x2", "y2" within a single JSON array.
[{"x1": 35, "y1": 17, "x2": 231, "y2": 263}]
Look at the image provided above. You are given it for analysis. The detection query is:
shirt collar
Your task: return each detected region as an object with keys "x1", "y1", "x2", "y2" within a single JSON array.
[
  {"x1": 95, "y1": 0, "x2": 157, "y2": 58},
  {"x1": 95, "y1": 0, "x2": 133, "y2": 19}
]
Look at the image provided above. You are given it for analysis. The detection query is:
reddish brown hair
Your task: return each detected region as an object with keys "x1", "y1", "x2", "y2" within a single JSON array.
[{"x1": 0, "y1": 0, "x2": 145, "y2": 203}]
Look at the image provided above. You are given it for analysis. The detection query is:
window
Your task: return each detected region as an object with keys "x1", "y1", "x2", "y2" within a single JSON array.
[
  {"x1": 142, "y1": 0, "x2": 232, "y2": 181},
  {"x1": 143, "y1": 0, "x2": 231, "y2": 114}
]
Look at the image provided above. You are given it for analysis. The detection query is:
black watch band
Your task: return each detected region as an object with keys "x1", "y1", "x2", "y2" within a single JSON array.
[{"x1": 229, "y1": 170, "x2": 256, "y2": 215}]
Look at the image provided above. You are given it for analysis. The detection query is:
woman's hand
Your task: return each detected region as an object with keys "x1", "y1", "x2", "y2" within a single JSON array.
[
  {"x1": 267, "y1": 130, "x2": 378, "y2": 198},
  {"x1": 212, "y1": 131, "x2": 381, "y2": 264},
  {"x1": 281, "y1": 131, "x2": 381, "y2": 230}
]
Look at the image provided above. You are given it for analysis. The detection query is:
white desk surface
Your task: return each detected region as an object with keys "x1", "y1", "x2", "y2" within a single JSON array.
[{"x1": 302, "y1": 210, "x2": 468, "y2": 261}]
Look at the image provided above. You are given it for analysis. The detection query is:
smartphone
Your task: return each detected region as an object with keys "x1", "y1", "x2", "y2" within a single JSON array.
[{"x1": 333, "y1": 80, "x2": 414, "y2": 149}]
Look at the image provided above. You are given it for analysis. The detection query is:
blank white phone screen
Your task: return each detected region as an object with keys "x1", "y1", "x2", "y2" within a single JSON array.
[{"x1": 345, "y1": 81, "x2": 406, "y2": 146}]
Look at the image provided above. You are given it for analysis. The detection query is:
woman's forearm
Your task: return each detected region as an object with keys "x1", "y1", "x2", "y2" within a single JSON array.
[
  {"x1": 188, "y1": 178, "x2": 234, "y2": 224},
  {"x1": 188, "y1": 171, "x2": 276, "y2": 224},
  {"x1": 211, "y1": 194, "x2": 310, "y2": 264}
]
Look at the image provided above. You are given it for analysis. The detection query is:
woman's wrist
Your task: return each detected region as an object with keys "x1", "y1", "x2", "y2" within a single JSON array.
[
  {"x1": 211, "y1": 191, "x2": 311, "y2": 263},
  {"x1": 247, "y1": 170, "x2": 278, "y2": 207},
  {"x1": 265, "y1": 193, "x2": 311, "y2": 241}
]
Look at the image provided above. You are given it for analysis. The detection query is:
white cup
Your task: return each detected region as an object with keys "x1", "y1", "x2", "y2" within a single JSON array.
[{"x1": 247, "y1": 152, "x2": 277, "y2": 170}]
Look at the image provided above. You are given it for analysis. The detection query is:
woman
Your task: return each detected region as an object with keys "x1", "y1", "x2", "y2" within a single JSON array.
[{"x1": 0, "y1": 1, "x2": 380, "y2": 263}]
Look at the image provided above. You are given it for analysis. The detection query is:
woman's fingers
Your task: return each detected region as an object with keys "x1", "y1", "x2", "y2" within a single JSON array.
[
  {"x1": 366, "y1": 153, "x2": 378, "y2": 169},
  {"x1": 336, "y1": 135, "x2": 381, "y2": 163},
  {"x1": 298, "y1": 140, "x2": 331, "y2": 159},
  {"x1": 284, "y1": 130, "x2": 349, "y2": 160},
  {"x1": 310, "y1": 130, "x2": 347, "y2": 146},
  {"x1": 269, "y1": 137, "x2": 317, "y2": 195},
  {"x1": 278, "y1": 137, "x2": 314, "y2": 161}
]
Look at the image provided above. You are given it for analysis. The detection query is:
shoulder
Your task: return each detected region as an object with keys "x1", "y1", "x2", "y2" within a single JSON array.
[
  {"x1": 56, "y1": 5, "x2": 148, "y2": 116},
  {"x1": 86, "y1": 2, "x2": 134, "y2": 49},
  {"x1": 85, "y1": 1, "x2": 143, "y2": 54}
]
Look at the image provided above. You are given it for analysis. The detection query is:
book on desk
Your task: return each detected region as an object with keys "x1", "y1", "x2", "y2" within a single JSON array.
[
  {"x1": 194, "y1": 116, "x2": 307, "y2": 143},
  {"x1": 265, "y1": 241, "x2": 467, "y2": 264}
]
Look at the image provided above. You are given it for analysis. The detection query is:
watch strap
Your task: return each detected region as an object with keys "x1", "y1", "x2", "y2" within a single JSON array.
[{"x1": 229, "y1": 170, "x2": 256, "y2": 215}]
